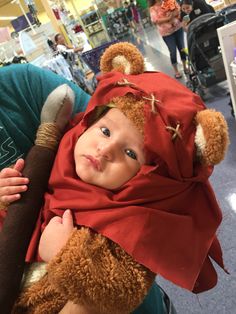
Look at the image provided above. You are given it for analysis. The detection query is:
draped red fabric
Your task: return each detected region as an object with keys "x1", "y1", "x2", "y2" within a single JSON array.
[{"x1": 27, "y1": 71, "x2": 224, "y2": 293}]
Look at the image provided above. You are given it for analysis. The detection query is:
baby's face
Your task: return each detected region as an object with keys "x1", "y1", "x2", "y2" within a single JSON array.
[{"x1": 74, "y1": 108, "x2": 145, "y2": 189}]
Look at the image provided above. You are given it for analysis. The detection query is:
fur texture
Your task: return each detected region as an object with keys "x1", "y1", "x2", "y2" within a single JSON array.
[
  {"x1": 112, "y1": 94, "x2": 145, "y2": 135},
  {"x1": 14, "y1": 228, "x2": 155, "y2": 314},
  {"x1": 100, "y1": 42, "x2": 145, "y2": 75},
  {"x1": 195, "y1": 109, "x2": 229, "y2": 165}
]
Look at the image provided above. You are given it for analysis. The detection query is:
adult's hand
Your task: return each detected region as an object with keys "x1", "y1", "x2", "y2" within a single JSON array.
[{"x1": 74, "y1": 47, "x2": 84, "y2": 53}]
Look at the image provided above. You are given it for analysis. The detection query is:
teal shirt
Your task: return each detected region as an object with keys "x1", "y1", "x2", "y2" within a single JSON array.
[
  {"x1": 133, "y1": 283, "x2": 176, "y2": 314},
  {"x1": 0, "y1": 63, "x2": 90, "y2": 168}
]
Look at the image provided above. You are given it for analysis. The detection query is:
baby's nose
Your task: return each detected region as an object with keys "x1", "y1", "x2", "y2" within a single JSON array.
[{"x1": 97, "y1": 141, "x2": 117, "y2": 160}]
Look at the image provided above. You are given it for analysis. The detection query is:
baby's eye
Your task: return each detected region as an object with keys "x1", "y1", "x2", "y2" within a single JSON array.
[
  {"x1": 101, "y1": 127, "x2": 110, "y2": 137},
  {"x1": 125, "y1": 149, "x2": 137, "y2": 160}
]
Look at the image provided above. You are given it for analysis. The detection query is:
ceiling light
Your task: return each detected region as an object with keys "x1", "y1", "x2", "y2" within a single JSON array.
[{"x1": 0, "y1": 16, "x2": 17, "y2": 20}]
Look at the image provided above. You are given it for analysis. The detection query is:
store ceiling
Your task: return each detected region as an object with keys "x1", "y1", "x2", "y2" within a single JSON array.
[{"x1": 0, "y1": 0, "x2": 12, "y2": 8}]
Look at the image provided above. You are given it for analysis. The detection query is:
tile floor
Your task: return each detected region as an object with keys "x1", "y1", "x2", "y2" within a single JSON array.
[{"x1": 123, "y1": 25, "x2": 236, "y2": 314}]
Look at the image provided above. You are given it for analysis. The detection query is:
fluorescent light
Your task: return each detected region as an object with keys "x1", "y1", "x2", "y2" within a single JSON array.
[
  {"x1": 0, "y1": 16, "x2": 17, "y2": 20},
  {"x1": 227, "y1": 193, "x2": 236, "y2": 213}
]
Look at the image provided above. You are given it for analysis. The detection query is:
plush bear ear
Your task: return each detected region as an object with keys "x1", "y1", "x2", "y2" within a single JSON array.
[
  {"x1": 100, "y1": 42, "x2": 145, "y2": 75},
  {"x1": 40, "y1": 84, "x2": 75, "y2": 133},
  {"x1": 194, "y1": 109, "x2": 229, "y2": 165}
]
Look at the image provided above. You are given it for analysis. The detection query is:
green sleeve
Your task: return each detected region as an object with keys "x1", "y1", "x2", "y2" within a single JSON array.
[
  {"x1": 133, "y1": 283, "x2": 176, "y2": 314},
  {"x1": 0, "y1": 63, "x2": 90, "y2": 169}
]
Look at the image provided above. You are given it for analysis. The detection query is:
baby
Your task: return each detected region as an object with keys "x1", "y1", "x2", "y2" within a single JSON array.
[
  {"x1": 0, "y1": 42, "x2": 229, "y2": 313},
  {"x1": 0, "y1": 102, "x2": 150, "y2": 314}
]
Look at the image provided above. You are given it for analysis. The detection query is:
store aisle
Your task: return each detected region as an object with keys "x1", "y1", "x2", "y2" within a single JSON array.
[{"x1": 124, "y1": 29, "x2": 236, "y2": 314}]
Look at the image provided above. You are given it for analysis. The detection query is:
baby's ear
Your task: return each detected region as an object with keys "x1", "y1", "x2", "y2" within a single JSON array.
[
  {"x1": 194, "y1": 109, "x2": 229, "y2": 165},
  {"x1": 100, "y1": 42, "x2": 145, "y2": 75}
]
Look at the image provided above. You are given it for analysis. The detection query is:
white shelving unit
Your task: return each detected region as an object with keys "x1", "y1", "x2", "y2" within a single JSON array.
[
  {"x1": 80, "y1": 10, "x2": 103, "y2": 37},
  {"x1": 217, "y1": 21, "x2": 236, "y2": 117},
  {"x1": 76, "y1": 6, "x2": 109, "y2": 47}
]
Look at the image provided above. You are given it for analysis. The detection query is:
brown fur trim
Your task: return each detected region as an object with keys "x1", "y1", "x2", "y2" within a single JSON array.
[
  {"x1": 112, "y1": 94, "x2": 145, "y2": 136},
  {"x1": 48, "y1": 228, "x2": 155, "y2": 314},
  {"x1": 13, "y1": 228, "x2": 155, "y2": 314},
  {"x1": 13, "y1": 274, "x2": 67, "y2": 314},
  {"x1": 100, "y1": 42, "x2": 145, "y2": 75},
  {"x1": 195, "y1": 109, "x2": 229, "y2": 165}
]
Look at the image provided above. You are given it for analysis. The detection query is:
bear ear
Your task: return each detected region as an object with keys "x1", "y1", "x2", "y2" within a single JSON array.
[
  {"x1": 194, "y1": 109, "x2": 230, "y2": 165},
  {"x1": 100, "y1": 42, "x2": 145, "y2": 75},
  {"x1": 40, "y1": 84, "x2": 75, "y2": 133}
]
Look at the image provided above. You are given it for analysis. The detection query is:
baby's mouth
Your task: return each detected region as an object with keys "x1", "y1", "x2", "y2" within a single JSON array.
[{"x1": 84, "y1": 155, "x2": 101, "y2": 171}]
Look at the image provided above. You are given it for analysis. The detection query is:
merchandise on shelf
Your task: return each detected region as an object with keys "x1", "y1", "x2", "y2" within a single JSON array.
[
  {"x1": 104, "y1": 9, "x2": 130, "y2": 40},
  {"x1": 80, "y1": 10, "x2": 103, "y2": 36},
  {"x1": 230, "y1": 47, "x2": 236, "y2": 83}
]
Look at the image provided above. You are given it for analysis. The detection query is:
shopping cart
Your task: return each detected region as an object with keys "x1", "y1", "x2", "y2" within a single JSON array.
[{"x1": 81, "y1": 40, "x2": 118, "y2": 74}]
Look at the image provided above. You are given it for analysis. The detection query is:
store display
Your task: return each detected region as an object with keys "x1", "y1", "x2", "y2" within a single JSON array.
[
  {"x1": 139, "y1": 8, "x2": 152, "y2": 27},
  {"x1": 217, "y1": 20, "x2": 236, "y2": 117},
  {"x1": 80, "y1": 10, "x2": 103, "y2": 36},
  {"x1": 0, "y1": 28, "x2": 11, "y2": 44},
  {"x1": 42, "y1": 54, "x2": 73, "y2": 81},
  {"x1": 207, "y1": 0, "x2": 225, "y2": 11},
  {"x1": 24, "y1": 0, "x2": 41, "y2": 26},
  {"x1": 230, "y1": 59, "x2": 236, "y2": 82},
  {"x1": 0, "y1": 56, "x2": 27, "y2": 67},
  {"x1": 105, "y1": 9, "x2": 130, "y2": 39},
  {"x1": 11, "y1": 13, "x2": 36, "y2": 33},
  {"x1": 81, "y1": 40, "x2": 118, "y2": 74},
  {"x1": 43, "y1": 50, "x2": 95, "y2": 95},
  {"x1": 19, "y1": 31, "x2": 36, "y2": 55},
  {"x1": 230, "y1": 47, "x2": 236, "y2": 89}
]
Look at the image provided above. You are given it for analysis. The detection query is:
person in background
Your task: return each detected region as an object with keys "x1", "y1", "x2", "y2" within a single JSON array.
[
  {"x1": 130, "y1": 0, "x2": 141, "y2": 29},
  {"x1": 181, "y1": 0, "x2": 215, "y2": 29},
  {"x1": 149, "y1": 0, "x2": 188, "y2": 78},
  {"x1": 54, "y1": 33, "x2": 96, "y2": 95},
  {"x1": 47, "y1": 37, "x2": 57, "y2": 52},
  {"x1": 54, "y1": 33, "x2": 83, "y2": 54},
  {"x1": 124, "y1": 1, "x2": 137, "y2": 31},
  {"x1": 24, "y1": 0, "x2": 41, "y2": 26}
]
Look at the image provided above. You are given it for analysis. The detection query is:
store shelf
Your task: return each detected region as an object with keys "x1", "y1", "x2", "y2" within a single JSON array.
[
  {"x1": 84, "y1": 20, "x2": 100, "y2": 28},
  {"x1": 78, "y1": 5, "x2": 110, "y2": 48},
  {"x1": 88, "y1": 29, "x2": 104, "y2": 36},
  {"x1": 208, "y1": 0, "x2": 225, "y2": 11},
  {"x1": 217, "y1": 21, "x2": 236, "y2": 116},
  {"x1": 80, "y1": 10, "x2": 97, "y2": 18}
]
